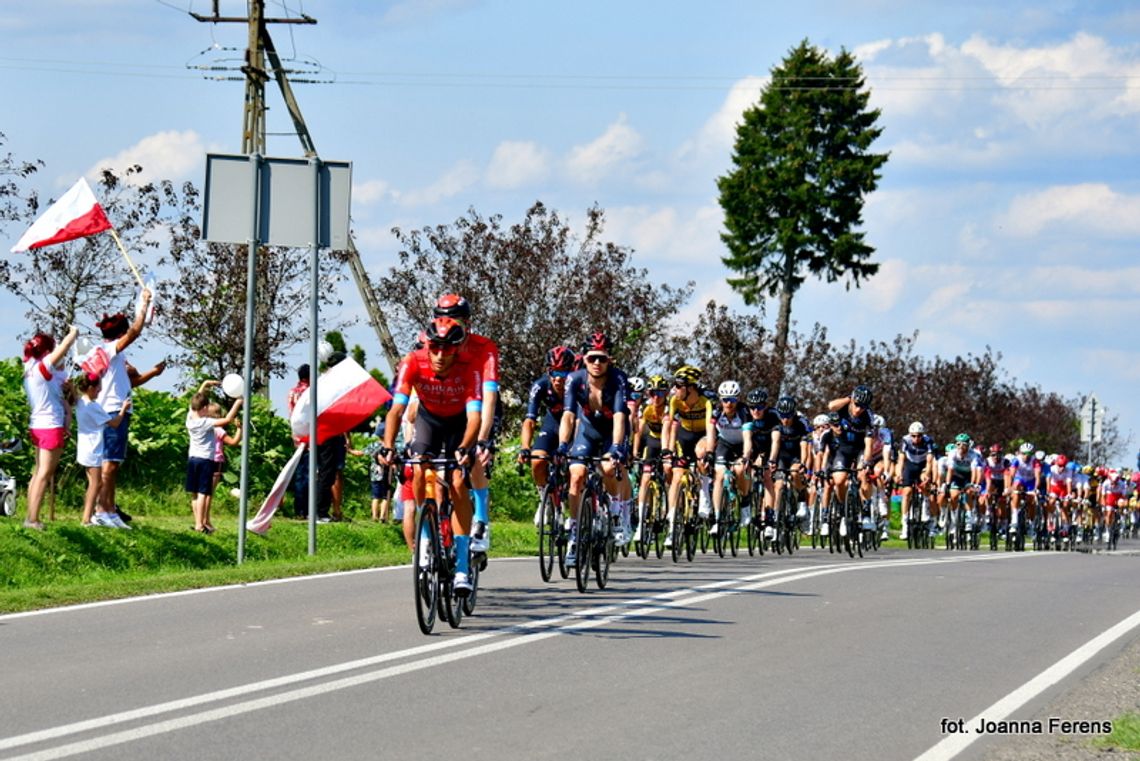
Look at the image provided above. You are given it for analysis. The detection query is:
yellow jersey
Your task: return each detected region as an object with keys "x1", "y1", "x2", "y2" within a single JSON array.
[{"x1": 668, "y1": 393, "x2": 712, "y2": 434}]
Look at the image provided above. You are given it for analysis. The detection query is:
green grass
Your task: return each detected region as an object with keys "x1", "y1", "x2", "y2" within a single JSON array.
[
  {"x1": 0, "y1": 494, "x2": 540, "y2": 614},
  {"x1": 1095, "y1": 713, "x2": 1140, "y2": 753}
]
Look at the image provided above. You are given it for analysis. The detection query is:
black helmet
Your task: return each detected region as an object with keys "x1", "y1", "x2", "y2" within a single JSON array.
[
  {"x1": 852, "y1": 385, "x2": 873, "y2": 407},
  {"x1": 775, "y1": 395, "x2": 796, "y2": 417},
  {"x1": 827, "y1": 410, "x2": 841, "y2": 426},
  {"x1": 745, "y1": 388, "x2": 769, "y2": 407}
]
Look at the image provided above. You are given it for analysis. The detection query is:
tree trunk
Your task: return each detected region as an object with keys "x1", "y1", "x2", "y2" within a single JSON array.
[{"x1": 772, "y1": 249, "x2": 795, "y2": 391}]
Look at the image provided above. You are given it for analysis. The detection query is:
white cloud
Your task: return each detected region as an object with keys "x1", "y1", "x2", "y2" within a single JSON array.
[
  {"x1": 565, "y1": 114, "x2": 645, "y2": 184},
  {"x1": 485, "y1": 140, "x2": 550, "y2": 189},
  {"x1": 857, "y1": 258, "x2": 907, "y2": 313},
  {"x1": 605, "y1": 203, "x2": 722, "y2": 270},
  {"x1": 353, "y1": 179, "x2": 395, "y2": 206},
  {"x1": 395, "y1": 160, "x2": 478, "y2": 207},
  {"x1": 84, "y1": 130, "x2": 205, "y2": 185},
  {"x1": 999, "y1": 184, "x2": 1140, "y2": 238},
  {"x1": 677, "y1": 75, "x2": 766, "y2": 166}
]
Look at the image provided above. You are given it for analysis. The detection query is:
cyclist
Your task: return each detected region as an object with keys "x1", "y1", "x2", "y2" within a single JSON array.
[
  {"x1": 747, "y1": 388, "x2": 781, "y2": 532},
  {"x1": 1100, "y1": 469, "x2": 1123, "y2": 542},
  {"x1": 433, "y1": 294, "x2": 500, "y2": 554},
  {"x1": 380, "y1": 315, "x2": 483, "y2": 593},
  {"x1": 710, "y1": 380, "x2": 753, "y2": 535},
  {"x1": 663, "y1": 365, "x2": 714, "y2": 546},
  {"x1": 826, "y1": 385, "x2": 876, "y2": 522},
  {"x1": 557, "y1": 332, "x2": 628, "y2": 567},
  {"x1": 867, "y1": 414, "x2": 894, "y2": 539},
  {"x1": 981, "y1": 444, "x2": 1008, "y2": 538},
  {"x1": 768, "y1": 395, "x2": 811, "y2": 534},
  {"x1": 614, "y1": 375, "x2": 646, "y2": 542},
  {"x1": 632, "y1": 374, "x2": 671, "y2": 543},
  {"x1": 519, "y1": 345, "x2": 575, "y2": 519},
  {"x1": 895, "y1": 421, "x2": 936, "y2": 541},
  {"x1": 945, "y1": 433, "x2": 983, "y2": 535},
  {"x1": 809, "y1": 413, "x2": 833, "y2": 536},
  {"x1": 1046, "y1": 454, "x2": 1073, "y2": 536},
  {"x1": 1006, "y1": 442, "x2": 1041, "y2": 542}
]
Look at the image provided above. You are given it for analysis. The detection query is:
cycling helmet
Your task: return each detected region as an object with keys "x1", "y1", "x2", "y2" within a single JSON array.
[
  {"x1": 426, "y1": 315, "x2": 466, "y2": 345},
  {"x1": 1132, "y1": 471, "x2": 1140, "y2": 484},
  {"x1": 1054, "y1": 454, "x2": 1068, "y2": 468},
  {"x1": 546, "y1": 345, "x2": 575, "y2": 372},
  {"x1": 1044, "y1": 453, "x2": 1056, "y2": 466},
  {"x1": 582, "y1": 331, "x2": 613, "y2": 355},
  {"x1": 717, "y1": 380, "x2": 741, "y2": 399},
  {"x1": 1066, "y1": 461, "x2": 1078, "y2": 472},
  {"x1": 989, "y1": 443, "x2": 1002, "y2": 455},
  {"x1": 775, "y1": 395, "x2": 797, "y2": 417},
  {"x1": 813, "y1": 413, "x2": 830, "y2": 427},
  {"x1": 1081, "y1": 464, "x2": 1094, "y2": 475},
  {"x1": 647, "y1": 374, "x2": 668, "y2": 392},
  {"x1": 673, "y1": 365, "x2": 702, "y2": 386},
  {"x1": 908, "y1": 421, "x2": 925, "y2": 435},
  {"x1": 955, "y1": 433, "x2": 971, "y2": 445},
  {"x1": 871, "y1": 414, "x2": 885, "y2": 428},
  {"x1": 1034, "y1": 450, "x2": 1045, "y2": 461},
  {"x1": 746, "y1": 388, "x2": 769, "y2": 407},
  {"x1": 851, "y1": 385, "x2": 873, "y2": 407},
  {"x1": 432, "y1": 293, "x2": 471, "y2": 321},
  {"x1": 945, "y1": 443, "x2": 955, "y2": 454},
  {"x1": 827, "y1": 411, "x2": 841, "y2": 426},
  {"x1": 1019, "y1": 442, "x2": 1034, "y2": 454},
  {"x1": 629, "y1": 376, "x2": 646, "y2": 394}
]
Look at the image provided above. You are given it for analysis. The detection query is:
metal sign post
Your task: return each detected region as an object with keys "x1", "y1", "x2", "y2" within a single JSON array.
[
  {"x1": 203, "y1": 153, "x2": 351, "y2": 561},
  {"x1": 1079, "y1": 393, "x2": 1105, "y2": 464}
]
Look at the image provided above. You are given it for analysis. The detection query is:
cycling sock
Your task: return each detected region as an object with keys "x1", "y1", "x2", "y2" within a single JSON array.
[
  {"x1": 621, "y1": 500, "x2": 631, "y2": 526},
  {"x1": 472, "y1": 487, "x2": 490, "y2": 524},
  {"x1": 455, "y1": 535, "x2": 471, "y2": 574}
]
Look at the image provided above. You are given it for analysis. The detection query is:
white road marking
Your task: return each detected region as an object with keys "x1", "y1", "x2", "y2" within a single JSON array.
[
  {"x1": 2, "y1": 553, "x2": 1037, "y2": 760},
  {"x1": 914, "y1": 603, "x2": 1140, "y2": 761}
]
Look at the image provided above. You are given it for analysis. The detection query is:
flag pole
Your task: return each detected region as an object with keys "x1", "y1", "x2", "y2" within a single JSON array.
[{"x1": 107, "y1": 229, "x2": 145, "y2": 288}]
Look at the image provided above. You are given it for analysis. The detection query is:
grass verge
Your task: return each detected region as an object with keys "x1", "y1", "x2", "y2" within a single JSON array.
[{"x1": 1094, "y1": 712, "x2": 1140, "y2": 753}]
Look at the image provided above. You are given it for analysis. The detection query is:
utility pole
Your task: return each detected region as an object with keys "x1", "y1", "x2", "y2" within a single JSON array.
[{"x1": 191, "y1": 2, "x2": 401, "y2": 373}]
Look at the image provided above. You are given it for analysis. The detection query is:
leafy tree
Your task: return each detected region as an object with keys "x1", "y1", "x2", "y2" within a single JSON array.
[
  {"x1": 657, "y1": 299, "x2": 780, "y2": 394},
  {"x1": 717, "y1": 39, "x2": 888, "y2": 382},
  {"x1": 376, "y1": 202, "x2": 692, "y2": 426}
]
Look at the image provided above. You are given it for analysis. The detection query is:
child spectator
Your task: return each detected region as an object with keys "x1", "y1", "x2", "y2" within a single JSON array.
[
  {"x1": 204, "y1": 402, "x2": 242, "y2": 533},
  {"x1": 186, "y1": 381, "x2": 242, "y2": 533},
  {"x1": 74, "y1": 373, "x2": 130, "y2": 528},
  {"x1": 361, "y1": 419, "x2": 391, "y2": 522}
]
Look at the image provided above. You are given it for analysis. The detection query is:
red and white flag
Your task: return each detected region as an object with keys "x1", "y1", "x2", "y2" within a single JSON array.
[
  {"x1": 10, "y1": 177, "x2": 113, "y2": 253},
  {"x1": 290, "y1": 356, "x2": 391, "y2": 445},
  {"x1": 247, "y1": 444, "x2": 306, "y2": 535}
]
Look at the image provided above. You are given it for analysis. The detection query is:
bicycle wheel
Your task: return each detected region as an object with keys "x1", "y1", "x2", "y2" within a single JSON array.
[
  {"x1": 652, "y1": 480, "x2": 666, "y2": 559},
  {"x1": 784, "y1": 486, "x2": 799, "y2": 555},
  {"x1": 596, "y1": 509, "x2": 612, "y2": 590},
  {"x1": 537, "y1": 482, "x2": 558, "y2": 582},
  {"x1": 413, "y1": 503, "x2": 439, "y2": 635},
  {"x1": 845, "y1": 489, "x2": 860, "y2": 558},
  {"x1": 576, "y1": 489, "x2": 595, "y2": 593},
  {"x1": 671, "y1": 492, "x2": 685, "y2": 564},
  {"x1": 727, "y1": 491, "x2": 740, "y2": 558}
]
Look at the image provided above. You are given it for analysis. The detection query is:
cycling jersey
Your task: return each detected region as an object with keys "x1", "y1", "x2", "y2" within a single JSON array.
[
  {"x1": 458, "y1": 332, "x2": 500, "y2": 396},
  {"x1": 899, "y1": 434, "x2": 937, "y2": 465},
  {"x1": 524, "y1": 374, "x2": 564, "y2": 423},
  {"x1": 713, "y1": 409, "x2": 753, "y2": 447},
  {"x1": 869, "y1": 426, "x2": 893, "y2": 462},
  {"x1": 773, "y1": 415, "x2": 811, "y2": 460},
  {"x1": 749, "y1": 407, "x2": 782, "y2": 456},
  {"x1": 1009, "y1": 455, "x2": 1040, "y2": 489},
  {"x1": 563, "y1": 366, "x2": 627, "y2": 439},
  {"x1": 669, "y1": 392, "x2": 712, "y2": 434},
  {"x1": 946, "y1": 449, "x2": 980, "y2": 487},
  {"x1": 392, "y1": 349, "x2": 483, "y2": 418},
  {"x1": 640, "y1": 402, "x2": 667, "y2": 440}
]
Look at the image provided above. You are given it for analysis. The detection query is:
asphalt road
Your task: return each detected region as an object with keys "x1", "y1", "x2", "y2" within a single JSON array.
[{"x1": 2, "y1": 543, "x2": 1138, "y2": 761}]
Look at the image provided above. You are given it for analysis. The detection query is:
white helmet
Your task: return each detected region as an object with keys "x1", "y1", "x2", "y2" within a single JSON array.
[
  {"x1": 813, "y1": 413, "x2": 830, "y2": 427},
  {"x1": 872, "y1": 414, "x2": 885, "y2": 428},
  {"x1": 628, "y1": 376, "x2": 645, "y2": 393},
  {"x1": 1019, "y1": 442, "x2": 1034, "y2": 454},
  {"x1": 717, "y1": 380, "x2": 741, "y2": 399},
  {"x1": 908, "y1": 421, "x2": 924, "y2": 434},
  {"x1": 1035, "y1": 450, "x2": 1046, "y2": 461}
]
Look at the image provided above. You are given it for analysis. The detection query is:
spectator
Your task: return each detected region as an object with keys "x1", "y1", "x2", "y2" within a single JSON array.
[
  {"x1": 21, "y1": 326, "x2": 78, "y2": 529},
  {"x1": 287, "y1": 364, "x2": 310, "y2": 519},
  {"x1": 205, "y1": 401, "x2": 242, "y2": 532},
  {"x1": 314, "y1": 353, "x2": 348, "y2": 523},
  {"x1": 186, "y1": 381, "x2": 242, "y2": 533},
  {"x1": 361, "y1": 418, "x2": 391, "y2": 522},
  {"x1": 95, "y1": 289, "x2": 153, "y2": 523},
  {"x1": 74, "y1": 373, "x2": 130, "y2": 527}
]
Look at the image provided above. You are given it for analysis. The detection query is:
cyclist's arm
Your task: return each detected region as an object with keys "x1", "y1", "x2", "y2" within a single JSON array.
[
  {"x1": 742, "y1": 427, "x2": 753, "y2": 463},
  {"x1": 520, "y1": 417, "x2": 535, "y2": 451},
  {"x1": 827, "y1": 397, "x2": 849, "y2": 412},
  {"x1": 703, "y1": 400, "x2": 715, "y2": 452},
  {"x1": 769, "y1": 428, "x2": 781, "y2": 463},
  {"x1": 460, "y1": 405, "x2": 482, "y2": 453},
  {"x1": 799, "y1": 436, "x2": 811, "y2": 468},
  {"x1": 612, "y1": 410, "x2": 626, "y2": 449}
]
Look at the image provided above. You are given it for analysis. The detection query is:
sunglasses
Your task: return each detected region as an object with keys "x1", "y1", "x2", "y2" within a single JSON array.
[
  {"x1": 428, "y1": 342, "x2": 458, "y2": 355},
  {"x1": 629, "y1": 392, "x2": 643, "y2": 400},
  {"x1": 720, "y1": 397, "x2": 738, "y2": 404},
  {"x1": 584, "y1": 355, "x2": 609, "y2": 364},
  {"x1": 673, "y1": 381, "x2": 689, "y2": 388},
  {"x1": 649, "y1": 389, "x2": 665, "y2": 397},
  {"x1": 549, "y1": 370, "x2": 569, "y2": 378}
]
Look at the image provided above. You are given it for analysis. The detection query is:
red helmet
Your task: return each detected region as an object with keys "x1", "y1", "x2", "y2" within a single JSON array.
[
  {"x1": 1131, "y1": 472, "x2": 1140, "y2": 485},
  {"x1": 546, "y1": 345, "x2": 575, "y2": 372},
  {"x1": 1054, "y1": 454, "x2": 1068, "y2": 468},
  {"x1": 426, "y1": 316, "x2": 466, "y2": 346},
  {"x1": 989, "y1": 443, "x2": 1002, "y2": 455},
  {"x1": 433, "y1": 293, "x2": 471, "y2": 321},
  {"x1": 581, "y1": 331, "x2": 612, "y2": 355}
]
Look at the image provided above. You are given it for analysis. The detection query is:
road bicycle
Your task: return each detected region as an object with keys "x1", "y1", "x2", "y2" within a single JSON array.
[
  {"x1": 573, "y1": 455, "x2": 618, "y2": 593},
  {"x1": 670, "y1": 456, "x2": 702, "y2": 563},
  {"x1": 635, "y1": 456, "x2": 668, "y2": 560},
  {"x1": 771, "y1": 467, "x2": 802, "y2": 556},
  {"x1": 713, "y1": 457, "x2": 746, "y2": 558},
  {"x1": 745, "y1": 464, "x2": 767, "y2": 557},
  {"x1": 524, "y1": 453, "x2": 569, "y2": 582},
  {"x1": 408, "y1": 456, "x2": 470, "y2": 635}
]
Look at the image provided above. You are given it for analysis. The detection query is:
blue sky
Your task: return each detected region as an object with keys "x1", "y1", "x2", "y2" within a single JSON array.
[{"x1": 2, "y1": 1, "x2": 1139, "y2": 460}]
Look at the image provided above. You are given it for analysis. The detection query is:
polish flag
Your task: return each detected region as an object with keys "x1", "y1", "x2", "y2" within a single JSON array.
[
  {"x1": 247, "y1": 444, "x2": 306, "y2": 535},
  {"x1": 290, "y1": 356, "x2": 391, "y2": 445},
  {"x1": 10, "y1": 177, "x2": 113, "y2": 253}
]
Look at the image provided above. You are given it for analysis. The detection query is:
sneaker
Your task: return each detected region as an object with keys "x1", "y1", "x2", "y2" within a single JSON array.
[
  {"x1": 22, "y1": 519, "x2": 44, "y2": 531},
  {"x1": 93, "y1": 512, "x2": 119, "y2": 528},
  {"x1": 453, "y1": 572, "x2": 472, "y2": 594},
  {"x1": 114, "y1": 506, "x2": 133, "y2": 524},
  {"x1": 316, "y1": 517, "x2": 332, "y2": 524},
  {"x1": 472, "y1": 522, "x2": 490, "y2": 553},
  {"x1": 108, "y1": 513, "x2": 132, "y2": 530}
]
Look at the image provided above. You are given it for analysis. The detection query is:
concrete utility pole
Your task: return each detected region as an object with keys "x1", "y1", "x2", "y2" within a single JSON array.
[{"x1": 191, "y1": 1, "x2": 401, "y2": 374}]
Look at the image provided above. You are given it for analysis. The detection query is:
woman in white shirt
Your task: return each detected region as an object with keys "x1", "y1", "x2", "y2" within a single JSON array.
[{"x1": 22, "y1": 326, "x2": 78, "y2": 529}]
